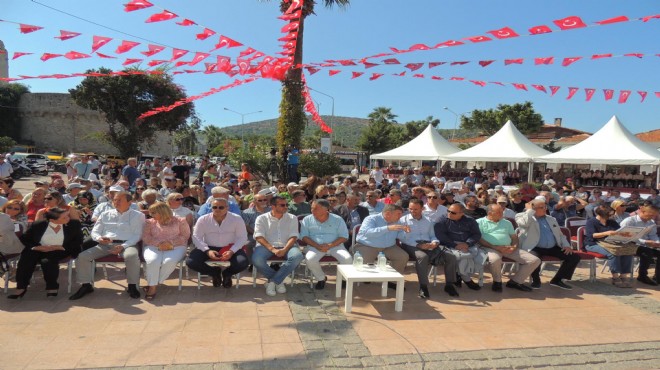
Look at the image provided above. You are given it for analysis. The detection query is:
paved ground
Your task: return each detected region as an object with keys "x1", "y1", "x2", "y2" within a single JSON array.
[{"x1": 3, "y1": 175, "x2": 660, "y2": 369}]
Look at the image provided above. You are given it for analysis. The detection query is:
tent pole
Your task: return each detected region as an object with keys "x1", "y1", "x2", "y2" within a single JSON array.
[{"x1": 527, "y1": 162, "x2": 534, "y2": 183}]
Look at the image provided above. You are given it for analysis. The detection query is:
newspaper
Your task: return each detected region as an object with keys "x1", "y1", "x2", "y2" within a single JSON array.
[{"x1": 604, "y1": 225, "x2": 655, "y2": 244}]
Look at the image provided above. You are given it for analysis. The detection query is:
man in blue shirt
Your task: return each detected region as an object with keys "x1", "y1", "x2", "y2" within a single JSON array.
[
  {"x1": 620, "y1": 202, "x2": 660, "y2": 286},
  {"x1": 355, "y1": 204, "x2": 409, "y2": 289},
  {"x1": 121, "y1": 157, "x2": 141, "y2": 187},
  {"x1": 516, "y1": 198, "x2": 580, "y2": 290},
  {"x1": 360, "y1": 191, "x2": 385, "y2": 215},
  {"x1": 286, "y1": 145, "x2": 299, "y2": 183}
]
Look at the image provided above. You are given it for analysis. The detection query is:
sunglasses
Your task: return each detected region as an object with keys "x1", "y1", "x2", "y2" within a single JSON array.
[
  {"x1": 165, "y1": 179, "x2": 174, "y2": 181},
  {"x1": 427, "y1": 196, "x2": 438, "y2": 199},
  {"x1": 256, "y1": 199, "x2": 268, "y2": 202},
  {"x1": 5, "y1": 206, "x2": 20, "y2": 211},
  {"x1": 447, "y1": 210, "x2": 459, "y2": 215},
  {"x1": 211, "y1": 206, "x2": 226, "y2": 210},
  {"x1": 136, "y1": 187, "x2": 145, "y2": 190},
  {"x1": 275, "y1": 204, "x2": 288, "y2": 208},
  {"x1": 173, "y1": 198, "x2": 184, "y2": 201},
  {"x1": 44, "y1": 197, "x2": 54, "y2": 200}
]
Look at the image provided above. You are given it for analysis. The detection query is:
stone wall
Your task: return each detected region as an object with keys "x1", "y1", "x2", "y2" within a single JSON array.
[{"x1": 18, "y1": 93, "x2": 174, "y2": 157}]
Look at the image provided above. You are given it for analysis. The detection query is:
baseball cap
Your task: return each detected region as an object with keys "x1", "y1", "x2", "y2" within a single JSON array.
[{"x1": 497, "y1": 196, "x2": 508, "y2": 203}]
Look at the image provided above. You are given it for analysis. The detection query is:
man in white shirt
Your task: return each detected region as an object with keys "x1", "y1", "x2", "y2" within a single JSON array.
[
  {"x1": 369, "y1": 166, "x2": 384, "y2": 184},
  {"x1": 423, "y1": 191, "x2": 447, "y2": 223},
  {"x1": 620, "y1": 202, "x2": 660, "y2": 286},
  {"x1": 0, "y1": 156, "x2": 13, "y2": 179}
]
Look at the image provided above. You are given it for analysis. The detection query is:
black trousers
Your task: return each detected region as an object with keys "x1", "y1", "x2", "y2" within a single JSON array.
[
  {"x1": 186, "y1": 248, "x2": 249, "y2": 276},
  {"x1": 15, "y1": 248, "x2": 70, "y2": 290},
  {"x1": 401, "y1": 243, "x2": 457, "y2": 286},
  {"x1": 530, "y1": 245, "x2": 580, "y2": 282},
  {"x1": 637, "y1": 246, "x2": 660, "y2": 278}
]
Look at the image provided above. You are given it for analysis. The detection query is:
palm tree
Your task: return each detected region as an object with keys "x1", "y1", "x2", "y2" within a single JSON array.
[
  {"x1": 202, "y1": 125, "x2": 225, "y2": 152},
  {"x1": 264, "y1": 0, "x2": 350, "y2": 152}
]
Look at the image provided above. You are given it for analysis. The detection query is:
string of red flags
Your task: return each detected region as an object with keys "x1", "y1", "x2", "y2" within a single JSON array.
[{"x1": 301, "y1": 73, "x2": 332, "y2": 133}]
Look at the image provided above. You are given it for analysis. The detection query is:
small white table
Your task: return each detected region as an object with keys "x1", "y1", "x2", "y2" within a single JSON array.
[{"x1": 336, "y1": 264, "x2": 405, "y2": 313}]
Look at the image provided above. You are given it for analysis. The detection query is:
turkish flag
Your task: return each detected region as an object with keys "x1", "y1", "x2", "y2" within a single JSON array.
[
  {"x1": 116, "y1": 40, "x2": 141, "y2": 54},
  {"x1": 148, "y1": 60, "x2": 167, "y2": 67},
  {"x1": 434, "y1": 40, "x2": 464, "y2": 48},
  {"x1": 512, "y1": 83, "x2": 528, "y2": 91},
  {"x1": 562, "y1": 57, "x2": 582, "y2": 66},
  {"x1": 591, "y1": 53, "x2": 612, "y2": 59},
  {"x1": 405, "y1": 63, "x2": 424, "y2": 71},
  {"x1": 145, "y1": 10, "x2": 178, "y2": 23},
  {"x1": 528, "y1": 25, "x2": 552, "y2": 35},
  {"x1": 141, "y1": 44, "x2": 165, "y2": 56},
  {"x1": 55, "y1": 30, "x2": 81, "y2": 40},
  {"x1": 196, "y1": 28, "x2": 216, "y2": 40},
  {"x1": 428, "y1": 62, "x2": 446, "y2": 68},
  {"x1": 549, "y1": 86, "x2": 561, "y2": 96},
  {"x1": 363, "y1": 62, "x2": 379, "y2": 69},
  {"x1": 176, "y1": 19, "x2": 196, "y2": 26},
  {"x1": 431, "y1": 76, "x2": 442, "y2": 80},
  {"x1": 585, "y1": 88, "x2": 595, "y2": 101},
  {"x1": 641, "y1": 14, "x2": 660, "y2": 22},
  {"x1": 532, "y1": 85, "x2": 547, "y2": 93},
  {"x1": 12, "y1": 52, "x2": 32, "y2": 60},
  {"x1": 394, "y1": 71, "x2": 406, "y2": 77},
  {"x1": 638, "y1": 91, "x2": 648, "y2": 103},
  {"x1": 124, "y1": 0, "x2": 153, "y2": 12},
  {"x1": 470, "y1": 80, "x2": 486, "y2": 87},
  {"x1": 339, "y1": 60, "x2": 357, "y2": 66},
  {"x1": 655, "y1": 92, "x2": 660, "y2": 99},
  {"x1": 449, "y1": 77, "x2": 464, "y2": 81},
  {"x1": 189, "y1": 52, "x2": 210, "y2": 66},
  {"x1": 603, "y1": 89, "x2": 614, "y2": 100},
  {"x1": 409, "y1": 44, "x2": 431, "y2": 51},
  {"x1": 487, "y1": 27, "x2": 519, "y2": 39},
  {"x1": 618, "y1": 90, "x2": 631, "y2": 104},
  {"x1": 504, "y1": 59, "x2": 524, "y2": 65},
  {"x1": 238, "y1": 47, "x2": 257, "y2": 58},
  {"x1": 451, "y1": 61, "x2": 469, "y2": 66},
  {"x1": 351, "y1": 72, "x2": 364, "y2": 79},
  {"x1": 389, "y1": 47, "x2": 407, "y2": 54},
  {"x1": 171, "y1": 48, "x2": 189, "y2": 60},
  {"x1": 369, "y1": 73, "x2": 384, "y2": 81},
  {"x1": 40, "y1": 53, "x2": 62, "y2": 61},
  {"x1": 64, "y1": 51, "x2": 91, "y2": 60},
  {"x1": 413, "y1": 74, "x2": 425, "y2": 78},
  {"x1": 281, "y1": 22, "x2": 299, "y2": 33},
  {"x1": 534, "y1": 57, "x2": 554, "y2": 65},
  {"x1": 174, "y1": 61, "x2": 189, "y2": 67},
  {"x1": 212, "y1": 36, "x2": 243, "y2": 50},
  {"x1": 465, "y1": 35, "x2": 492, "y2": 43},
  {"x1": 566, "y1": 87, "x2": 579, "y2": 100},
  {"x1": 328, "y1": 70, "x2": 341, "y2": 76},
  {"x1": 96, "y1": 53, "x2": 116, "y2": 59},
  {"x1": 491, "y1": 82, "x2": 505, "y2": 86},
  {"x1": 91, "y1": 36, "x2": 113, "y2": 53},
  {"x1": 478, "y1": 60, "x2": 494, "y2": 67},
  {"x1": 553, "y1": 16, "x2": 586, "y2": 30},
  {"x1": 123, "y1": 58, "x2": 143, "y2": 66},
  {"x1": 19, "y1": 23, "x2": 43, "y2": 34},
  {"x1": 278, "y1": 9, "x2": 302, "y2": 21},
  {"x1": 596, "y1": 15, "x2": 629, "y2": 25},
  {"x1": 305, "y1": 66, "x2": 320, "y2": 75},
  {"x1": 624, "y1": 53, "x2": 644, "y2": 58}
]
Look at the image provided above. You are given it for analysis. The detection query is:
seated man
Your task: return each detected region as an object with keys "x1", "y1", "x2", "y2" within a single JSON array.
[
  {"x1": 435, "y1": 203, "x2": 484, "y2": 291},
  {"x1": 252, "y1": 196, "x2": 303, "y2": 296},
  {"x1": 620, "y1": 202, "x2": 660, "y2": 286},
  {"x1": 288, "y1": 189, "x2": 311, "y2": 216},
  {"x1": 399, "y1": 199, "x2": 459, "y2": 299},
  {"x1": 300, "y1": 199, "x2": 351, "y2": 290},
  {"x1": 463, "y1": 195, "x2": 487, "y2": 219},
  {"x1": 516, "y1": 198, "x2": 580, "y2": 290},
  {"x1": 423, "y1": 191, "x2": 447, "y2": 223},
  {"x1": 241, "y1": 192, "x2": 272, "y2": 263},
  {"x1": 70, "y1": 191, "x2": 145, "y2": 300},
  {"x1": 354, "y1": 204, "x2": 409, "y2": 289},
  {"x1": 197, "y1": 186, "x2": 241, "y2": 217},
  {"x1": 187, "y1": 198, "x2": 249, "y2": 288},
  {"x1": 360, "y1": 191, "x2": 385, "y2": 215},
  {"x1": 477, "y1": 204, "x2": 540, "y2": 292}
]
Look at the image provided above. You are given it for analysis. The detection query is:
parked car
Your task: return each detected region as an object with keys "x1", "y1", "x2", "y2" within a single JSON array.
[{"x1": 12, "y1": 153, "x2": 50, "y2": 165}]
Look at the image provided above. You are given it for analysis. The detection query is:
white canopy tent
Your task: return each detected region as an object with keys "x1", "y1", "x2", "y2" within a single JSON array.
[
  {"x1": 442, "y1": 120, "x2": 551, "y2": 181},
  {"x1": 537, "y1": 115, "x2": 660, "y2": 186},
  {"x1": 370, "y1": 124, "x2": 460, "y2": 161}
]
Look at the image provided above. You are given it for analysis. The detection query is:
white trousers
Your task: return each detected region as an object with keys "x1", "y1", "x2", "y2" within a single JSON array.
[
  {"x1": 305, "y1": 246, "x2": 353, "y2": 281},
  {"x1": 143, "y1": 245, "x2": 187, "y2": 286}
]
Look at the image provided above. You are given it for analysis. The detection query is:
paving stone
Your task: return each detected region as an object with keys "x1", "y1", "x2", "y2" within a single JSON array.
[
  {"x1": 330, "y1": 357, "x2": 364, "y2": 368},
  {"x1": 381, "y1": 354, "x2": 424, "y2": 365},
  {"x1": 360, "y1": 356, "x2": 386, "y2": 367}
]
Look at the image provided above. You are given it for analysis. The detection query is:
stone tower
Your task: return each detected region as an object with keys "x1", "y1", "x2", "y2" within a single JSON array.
[{"x1": 0, "y1": 40, "x2": 8, "y2": 81}]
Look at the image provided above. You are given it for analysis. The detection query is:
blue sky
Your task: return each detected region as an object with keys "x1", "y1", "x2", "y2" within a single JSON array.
[{"x1": 2, "y1": 0, "x2": 659, "y2": 135}]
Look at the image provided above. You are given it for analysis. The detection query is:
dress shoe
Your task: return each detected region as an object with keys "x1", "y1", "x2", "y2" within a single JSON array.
[
  {"x1": 444, "y1": 284, "x2": 459, "y2": 297},
  {"x1": 418, "y1": 285, "x2": 430, "y2": 299},
  {"x1": 531, "y1": 280, "x2": 541, "y2": 289},
  {"x1": 464, "y1": 280, "x2": 481, "y2": 291},
  {"x1": 46, "y1": 290, "x2": 59, "y2": 298},
  {"x1": 127, "y1": 284, "x2": 141, "y2": 299},
  {"x1": 8, "y1": 289, "x2": 27, "y2": 300},
  {"x1": 637, "y1": 275, "x2": 659, "y2": 286},
  {"x1": 69, "y1": 284, "x2": 94, "y2": 300},
  {"x1": 454, "y1": 274, "x2": 463, "y2": 288},
  {"x1": 492, "y1": 282, "x2": 503, "y2": 292},
  {"x1": 315, "y1": 277, "x2": 327, "y2": 290},
  {"x1": 221, "y1": 269, "x2": 233, "y2": 288},
  {"x1": 506, "y1": 280, "x2": 533, "y2": 292},
  {"x1": 549, "y1": 280, "x2": 573, "y2": 290},
  {"x1": 212, "y1": 268, "x2": 223, "y2": 287}
]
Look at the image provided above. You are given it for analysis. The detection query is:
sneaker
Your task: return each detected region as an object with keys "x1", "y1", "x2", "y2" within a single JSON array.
[
  {"x1": 637, "y1": 275, "x2": 659, "y2": 286},
  {"x1": 492, "y1": 282, "x2": 503, "y2": 292},
  {"x1": 266, "y1": 281, "x2": 276, "y2": 296},
  {"x1": 531, "y1": 280, "x2": 541, "y2": 289},
  {"x1": 549, "y1": 280, "x2": 573, "y2": 290},
  {"x1": 418, "y1": 285, "x2": 430, "y2": 299},
  {"x1": 276, "y1": 283, "x2": 287, "y2": 294}
]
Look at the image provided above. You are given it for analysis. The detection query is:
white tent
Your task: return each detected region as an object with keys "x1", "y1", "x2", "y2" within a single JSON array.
[
  {"x1": 537, "y1": 115, "x2": 660, "y2": 165},
  {"x1": 370, "y1": 124, "x2": 460, "y2": 160}
]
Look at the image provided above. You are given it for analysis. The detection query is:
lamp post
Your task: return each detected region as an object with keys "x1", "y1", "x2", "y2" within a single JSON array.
[
  {"x1": 223, "y1": 107, "x2": 262, "y2": 148},
  {"x1": 443, "y1": 106, "x2": 460, "y2": 140},
  {"x1": 308, "y1": 87, "x2": 335, "y2": 143}
]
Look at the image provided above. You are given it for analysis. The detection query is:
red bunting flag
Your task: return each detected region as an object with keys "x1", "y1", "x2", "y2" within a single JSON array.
[
  {"x1": 116, "y1": 40, "x2": 141, "y2": 54},
  {"x1": 585, "y1": 88, "x2": 596, "y2": 101},
  {"x1": 174, "y1": 61, "x2": 189, "y2": 67},
  {"x1": 656, "y1": 92, "x2": 660, "y2": 98},
  {"x1": 393, "y1": 71, "x2": 406, "y2": 77},
  {"x1": 196, "y1": 28, "x2": 216, "y2": 40},
  {"x1": 451, "y1": 61, "x2": 469, "y2": 66},
  {"x1": 369, "y1": 73, "x2": 384, "y2": 81},
  {"x1": 487, "y1": 27, "x2": 519, "y2": 39},
  {"x1": 281, "y1": 21, "x2": 299, "y2": 33},
  {"x1": 189, "y1": 52, "x2": 210, "y2": 66},
  {"x1": 55, "y1": 30, "x2": 81, "y2": 40},
  {"x1": 141, "y1": 44, "x2": 165, "y2": 56},
  {"x1": 414, "y1": 74, "x2": 425, "y2": 78},
  {"x1": 405, "y1": 63, "x2": 424, "y2": 71},
  {"x1": 512, "y1": 83, "x2": 528, "y2": 91},
  {"x1": 124, "y1": 0, "x2": 154, "y2": 12},
  {"x1": 212, "y1": 36, "x2": 243, "y2": 50},
  {"x1": 338, "y1": 60, "x2": 357, "y2": 66},
  {"x1": 562, "y1": 56, "x2": 582, "y2": 66},
  {"x1": 96, "y1": 52, "x2": 117, "y2": 59},
  {"x1": 641, "y1": 14, "x2": 660, "y2": 22},
  {"x1": 12, "y1": 52, "x2": 32, "y2": 60},
  {"x1": 176, "y1": 19, "x2": 196, "y2": 26},
  {"x1": 532, "y1": 84, "x2": 547, "y2": 93},
  {"x1": 328, "y1": 70, "x2": 340, "y2": 76},
  {"x1": 638, "y1": 91, "x2": 647, "y2": 102},
  {"x1": 624, "y1": 53, "x2": 644, "y2": 58},
  {"x1": 91, "y1": 36, "x2": 113, "y2": 53},
  {"x1": 591, "y1": 53, "x2": 612, "y2": 59},
  {"x1": 390, "y1": 47, "x2": 407, "y2": 53},
  {"x1": 566, "y1": 87, "x2": 579, "y2": 99},
  {"x1": 148, "y1": 59, "x2": 167, "y2": 67},
  {"x1": 19, "y1": 23, "x2": 43, "y2": 34},
  {"x1": 435, "y1": 40, "x2": 464, "y2": 48},
  {"x1": 465, "y1": 35, "x2": 492, "y2": 43},
  {"x1": 123, "y1": 58, "x2": 143, "y2": 65},
  {"x1": 528, "y1": 25, "x2": 553, "y2": 35},
  {"x1": 596, "y1": 15, "x2": 629, "y2": 25},
  {"x1": 470, "y1": 80, "x2": 487, "y2": 87},
  {"x1": 171, "y1": 48, "x2": 188, "y2": 60},
  {"x1": 278, "y1": 9, "x2": 302, "y2": 21},
  {"x1": 549, "y1": 86, "x2": 561, "y2": 96},
  {"x1": 553, "y1": 16, "x2": 587, "y2": 30},
  {"x1": 478, "y1": 60, "x2": 494, "y2": 67},
  {"x1": 363, "y1": 62, "x2": 379, "y2": 68},
  {"x1": 305, "y1": 66, "x2": 320, "y2": 75},
  {"x1": 351, "y1": 72, "x2": 364, "y2": 79},
  {"x1": 145, "y1": 10, "x2": 178, "y2": 23},
  {"x1": 449, "y1": 77, "x2": 464, "y2": 81},
  {"x1": 238, "y1": 47, "x2": 257, "y2": 58},
  {"x1": 505, "y1": 59, "x2": 524, "y2": 65},
  {"x1": 429, "y1": 62, "x2": 445, "y2": 68},
  {"x1": 40, "y1": 53, "x2": 62, "y2": 61},
  {"x1": 431, "y1": 76, "x2": 442, "y2": 80},
  {"x1": 64, "y1": 51, "x2": 91, "y2": 60},
  {"x1": 535, "y1": 57, "x2": 554, "y2": 65},
  {"x1": 618, "y1": 90, "x2": 631, "y2": 103},
  {"x1": 409, "y1": 44, "x2": 432, "y2": 51},
  {"x1": 603, "y1": 89, "x2": 614, "y2": 100}
]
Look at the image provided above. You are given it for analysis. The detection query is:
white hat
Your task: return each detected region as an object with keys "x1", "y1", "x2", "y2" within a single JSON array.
[
  {"x1": 287, "y1": 182, "x2": 298, "y2": 188},
  {"x1": 534, "y1": 195, "x2": 547, "y2": 203},
  {"x1": 66, "y1": 183, "x2": 84, "y2": 191},
  {"x1": 258, "y1": 188, "x2": 274, "y2": 196},
  {"x1": 108, "y1": 185, "x2": 124, "y2": 192}
]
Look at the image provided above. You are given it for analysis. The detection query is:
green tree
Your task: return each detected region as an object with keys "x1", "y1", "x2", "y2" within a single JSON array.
[
  {"x1": 357, "y1": 107, "x2": 399, "y2": 157},
  {"x1": 460, "y1": 101, "x2": 544, "y2": 136},
  {"x1": 173, "y1": 116, "x2": 201, "y2": 155},
  {"x1": 0, "y1": 136, "x2": 17, "y2": 153},
  {"x1": 267, "y1": 0, "x2": 350, "y2": 153},
  {"x1": 0, "y1": 83, "x2": 30, "y2": 141},
  {"x1": 227, "y1": 143, "x2": 273, "y2": 182},
  {"x1": 69, "y1": 67, "x2": 194, "y2": 158},
  {"x1": 393, "y1": 116, "x2": 440, "y2": 146},
  {"x1": 202, "y1": 125, "x2": 225, "y2": 153},
  {"x1": 299, "y1": 152, "x2": 342, "y2": 178}
]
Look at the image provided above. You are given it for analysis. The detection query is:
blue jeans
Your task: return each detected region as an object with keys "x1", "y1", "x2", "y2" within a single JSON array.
[
  {"x1": 252, "y1": 245, "x2": 303, "y2": 285},
  {"x1": 585, "y1": 244, "x2": 633, "y2": 274}
]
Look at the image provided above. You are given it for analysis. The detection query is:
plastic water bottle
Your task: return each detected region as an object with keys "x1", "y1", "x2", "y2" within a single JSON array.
[
  {"x1": 377, "y1": 252, "x2": 387, "y2": 270},
  {"x1": 353, "y1": 251, "x2": 363, "y2": 271}
]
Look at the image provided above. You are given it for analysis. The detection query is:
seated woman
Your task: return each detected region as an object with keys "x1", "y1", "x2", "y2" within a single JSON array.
[
  {"x1": 25, "y1": 188, "x2": 47, "y2": 225},
  {"x1": 142, "y1": 202, "x2": 190, "y2": 300},
  {"x1": 71, "y1": 191, "x2": 97, "y2": 239},
  {"x1": 166, "y1": 192, "x2": 194, "y2": 229},
  {"x1": 1, "y1": 199, "x2": 28, "y2": 236},
  {"x1": 610, "y1": 199, "x2": 630, "y2": 224},
  {"x1": 584, "y1": 205, "x2": 633, "y2": 288},
  {"x1": 138, "y1": 188, "x2": 160, "y2": 218},
  {"x1": 35, "y1": 191, "x2": 80, "y2": 222},
  {"x1": 9, "y1": 208, "x2": 83, "y2": 299}
]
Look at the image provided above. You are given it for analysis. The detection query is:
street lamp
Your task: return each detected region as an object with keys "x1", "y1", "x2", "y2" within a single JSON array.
[
  {"x1": 308, "y1": 87, "x2": 335, "y2": 143},
  {"x1": 223, "y1": 107, "x2": 262, "y2": 147},
  {"x1": 443, "y1": 106, "x2": 460, "y2": 140}
]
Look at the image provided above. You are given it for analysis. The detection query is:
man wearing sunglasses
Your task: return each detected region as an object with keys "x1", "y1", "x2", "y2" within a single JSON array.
[
  {"x1": 423, "y1": 191, "x2": 447, "y2": 223},
  {"x1": 241, "y1": 194, "x2": 272, "y2": 263}
]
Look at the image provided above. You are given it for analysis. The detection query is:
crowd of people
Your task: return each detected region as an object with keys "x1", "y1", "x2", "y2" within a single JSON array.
[{"x1": 1, "y1": 156, "x2": 659, "y2": 303}]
